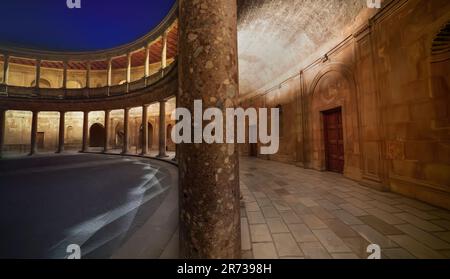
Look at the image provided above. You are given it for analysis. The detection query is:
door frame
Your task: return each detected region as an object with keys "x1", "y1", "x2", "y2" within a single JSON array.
[{"x1": 322, "y1": 107, "x2": 344, "y2": 173}]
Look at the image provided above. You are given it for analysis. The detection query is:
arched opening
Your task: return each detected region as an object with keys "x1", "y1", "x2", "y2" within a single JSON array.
[
  {"x1": 166, "y1": 124, "x2": 174, "y2": 151},
  {"x1": 66, "y1": 80, "x2": 82, "y2": 89},
  {"x1": 115, "y1": 123, "x2": 124, "y2": 148},
  {"x1": 30, "y1": 78, "x2": 51, "y2": 88},
  {"x1": 139, "y1": 122, "x2": 154, "y2": 150},
  {"x1": 89, "y1": 123, "x2": 105, "y2": 147}
]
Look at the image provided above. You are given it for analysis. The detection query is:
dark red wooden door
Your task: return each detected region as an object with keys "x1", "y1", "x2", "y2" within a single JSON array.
[{"x1": 323, "y1": 108, "x2": 344, "y2": 173}]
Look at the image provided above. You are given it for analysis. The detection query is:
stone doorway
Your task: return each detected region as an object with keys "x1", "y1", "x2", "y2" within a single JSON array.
[
  {"x1": 89, "y1": 123, "x2": 105, "y2": 147},
  {"x1": 323, "y1": 108, "x2": 344, "y2": 173}
]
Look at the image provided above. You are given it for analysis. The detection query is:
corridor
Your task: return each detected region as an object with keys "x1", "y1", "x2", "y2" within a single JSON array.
[{"x1": 240, "y1": 158, "x2": 450, "y2": 259}]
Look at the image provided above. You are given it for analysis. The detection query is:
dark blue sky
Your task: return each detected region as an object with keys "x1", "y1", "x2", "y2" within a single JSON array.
[{"x1": 0, "y1": 0, "x2": 176, "y2": 52}]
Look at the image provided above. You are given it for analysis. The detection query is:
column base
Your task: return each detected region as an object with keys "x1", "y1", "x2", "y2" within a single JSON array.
[{"x1": 157, "y1": 153, "x2": 169, "y2": 158}]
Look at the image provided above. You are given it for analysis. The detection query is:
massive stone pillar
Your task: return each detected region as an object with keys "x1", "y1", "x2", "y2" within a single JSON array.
[
  {"x1": 104, "y1": 110, "x2": 110, "y2": 153},
  {"x1": 30, "y1": 111, "x2": 38, "y2": 156},
  {"x1": 122, "y1": 108, "x2": 130, "y2": 154},
  {"x1": 82, "y1": 111, "x2": 89, "y2": 152},
  {"x1": 0, "y1": 109, "x2": 5, "y2": 158},
  {"x1": 141, "y1": 105, "x2": 149, "y2": 155},
  {"x1": 157, "y1": 100, "x2": 168, "y2": 158},
  {"x1": 57, "y1": 112, "x2": 65, "y2": 153},
  {"x1": 178, "y1": 0, "x2": 241, "y2": 258}
]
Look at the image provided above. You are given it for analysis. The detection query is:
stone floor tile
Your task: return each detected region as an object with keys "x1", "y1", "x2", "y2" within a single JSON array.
[
  {"x1": 288, "y1": 224, "x2": 317, "y2": 243},
  {"x1": 359, "y1": 215, "x2": 404, "y2": 235},
  {"x1": 322, "y1": 218, "x2": 359, "y2": 238},
  {"x1": 272, "y1": 233, "x2": 304, "y2": 257},
  {"x1": 303, "y1": 214, "x2": 328, "y2": 230},
  {"x1": 280, "y1": 210, "x2": 303, "y2": 224},
  {"x1": 252, "y1": 243, "x2": 278, "y2": 259},
  {"x1": 395, "y1": 204, "x2": 440, "y2": 220},
  {"x1": 247, "y1": 210, "x2": 266, "y2": 224},
  {"x1": 431, "y1": 220, "x2": 450, "y2": 230},
  {"x1": 368, "y1": 200, "x2": 403, "y2": 213},
  {"x1": 250, "y1": 224, "x2": 272, "y2": 243},
  {"x1": 316, "y1": 199, "x2": 341, "y2": 211},
  {"x1": 312, "y1": 229, "x2": 352, "y2": 253},
  {"x1": 256, "y1": 197, "x2": 272, "y2": 207},
  {"x1": 272, "y1": 200, "x2": 291, "y2": 212},
  {"x1": 310, "y1": 206, "x2": 336, "y2": 220},
  {"x1": 365, "y1": 208, "x2": 406, "y2": 225},
  {"x1": 298, "y1": 198, "x2": 319, "y2": 207},
  {"x1": 261, "y1": 206, "x2": 281, "y2": 218},
  {"x1": 395, "y1": 213, "x2": 445, "y2": 232},
  {"x1": 351, "y1": 225, "x2": 398, "y2": 248},
  {"x1": 434, "y1": 231, "x2": 450, "y2": 243},
  {"x1": 331, "y1": 253, "x2": 360, "y2": 259},
  {"x1": 344, "y1": 197, "x2": 374, "y2": 209},
  {"x1": 339, "y1": 203, "x2": 369, "y2": 217},
  {"x1": 245, "y1": 201, "x2": 261, "y2": 212},
  {"x1": 342, "y1": 236, "x2": 371, "y2": 258},
  {"x1": 241, "y1": 218, "x2": 252, "y2": 251},
  {"x1": 395, "y1": 224, "x2": 450, "y2": 250},
  {"x1": 266, "y1": 218, "x2": 290, "y2": 234},
  {"x1": 333, "y1": 210, "x2": 364, "y2": 225},
  {"x1": 382, "y1": 248, "x2": 416, "y2": 259},
  {"x1": 389, "y1": 235, "x2": 445, "y2": 259},
  {"x1": 242, "y1": 250, "x2": 254, "y2": 259},
  {"x1": 300, "y1": 242, "x2": 332, "y2": 259}
]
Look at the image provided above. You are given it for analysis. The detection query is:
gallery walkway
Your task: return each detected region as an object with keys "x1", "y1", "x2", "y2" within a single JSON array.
[{"x1": 240, "y1": 158, "x2": 450, "y2": 259}]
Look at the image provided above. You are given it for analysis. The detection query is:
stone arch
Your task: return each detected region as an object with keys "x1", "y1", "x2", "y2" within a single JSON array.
[
  {"x1": 30, "y1": 78, "x2": 51, "y2": 88},
  {"x1": 115, "y1": 122, "x2": 124, "y2": 148},
  {"x1": 307, "y1": 63, "x2": 361, "y2": 179},
  {"x1": 66, "y1": 80, "x2": 82, "y2": 89},
  {"x1": 89, "y1": 123, "x2": 105, "y2": 147},
  {"x1": 167, "y1": 124, "x2": 174, "y2": 151},
  {"x1": 429, "y1": 21, "x2": 450, "y2": 131}
]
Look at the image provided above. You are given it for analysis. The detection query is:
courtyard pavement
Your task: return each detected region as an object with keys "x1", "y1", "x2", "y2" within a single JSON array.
[{"x1": 240, "y1": 157, "x2": 450, "y2": 259}]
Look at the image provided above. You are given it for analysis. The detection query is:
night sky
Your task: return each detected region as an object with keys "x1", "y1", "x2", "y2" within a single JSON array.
[{"x1": 0, "y1": 0, "x2": 176, "y2": 52}]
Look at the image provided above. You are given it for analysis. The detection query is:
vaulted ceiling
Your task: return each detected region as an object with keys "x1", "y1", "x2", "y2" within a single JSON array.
[{"x1": 237, "y1": 0, "x2": 373, "y2": 96}]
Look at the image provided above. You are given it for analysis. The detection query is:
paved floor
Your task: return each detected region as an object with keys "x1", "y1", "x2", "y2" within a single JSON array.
[
  {"x1": 0, "y1": 154, "x2": 178, "y2": 259},
  {"x1": 240, "y1": 158, "x2": 450, "y2": 259}
]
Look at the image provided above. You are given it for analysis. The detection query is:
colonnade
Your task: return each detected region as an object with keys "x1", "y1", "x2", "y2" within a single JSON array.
[
  {"x1": 0, "y1": 100, "x2": 169, "y2": 158},
  {"x1": 0, "y1": 30, "x2": 170, "y2": 91}
]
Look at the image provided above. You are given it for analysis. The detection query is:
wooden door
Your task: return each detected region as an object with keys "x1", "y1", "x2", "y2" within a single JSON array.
[{"x1": 323, "y1": 108, "x2": 344, "y2": 173}]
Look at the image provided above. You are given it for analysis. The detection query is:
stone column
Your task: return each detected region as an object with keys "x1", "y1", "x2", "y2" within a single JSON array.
[
  {"x1": 30, "y1": 111, "x2": 38, "y2": 156},
  {"x1": 178, "y1": 0, "x2": 241, "y2": 258},
  {"x1": 141, "y1": 105, "x2": 149, "y2": 155},
  {"x1": 57, "y1": 111, "x2": 65, "y2": 153},
  {"x1": 0, "y1": 109, "x2": 5, "y2": 158},
  {"x1": 157, "y1": 100, "x2": 168, "y2": 158},
  {"x1": 126, "y1": 53, "x2": 132, "y2": 83},
  {"x1": 85, "y1": 61, "x2": 91, "y2": 88},
  {"x1": 161, "y1": 31, "x2": 168, "y2": 70},
  {"x1": 104, "y1": 110, "x2": 110, "y2": 153},
  {"x1": 145, "y1": 44, "x2": 150, "y2": 78},
  {"x1": 107, "y1": 58, "x2": 113, "y2": 87},
  {"x1": 82, "y1": 111, "x2": 89, "y2": 152},
  {"x1": 62, "y1": 61, "x2": 68, "y2": 89},
  {"x1": 35, "y1": 59, "x2": 41, "y2": 95},
  {"x1": 3, "y1": 55, "x2": 9, "y2": 85},
  {"x1": 122, "y1": 108, "x2": 130, "y2": 154}
]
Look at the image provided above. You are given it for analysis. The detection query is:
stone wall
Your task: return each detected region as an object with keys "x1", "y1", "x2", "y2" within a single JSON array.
[{"x1": 240, "y1": 0, "x2": 450, "y2": 209}]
